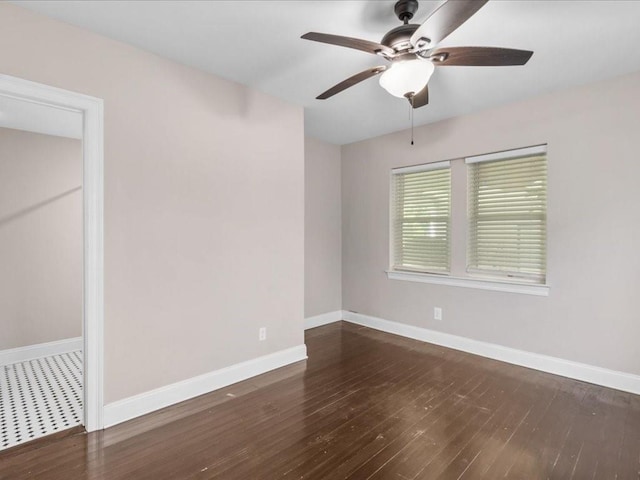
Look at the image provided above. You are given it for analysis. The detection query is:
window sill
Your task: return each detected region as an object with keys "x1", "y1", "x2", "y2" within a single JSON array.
[{"x1": 386, "y1": 270, "x2": 549, "y2": 296}]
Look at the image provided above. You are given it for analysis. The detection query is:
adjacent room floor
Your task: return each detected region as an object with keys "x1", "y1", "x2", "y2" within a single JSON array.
[
  {"x1": 1, "y1": 323, "x2": 639, "y2": 479},
  {"x1": 0, "y1": 351, "x2": 83, "y2": 451}
]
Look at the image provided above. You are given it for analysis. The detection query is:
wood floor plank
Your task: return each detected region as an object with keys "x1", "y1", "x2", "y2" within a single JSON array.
[
  {"x1": 373, "y1": 385, "x2": 498, "y2": 479},
  {"x1": 502, "y1": 382, "x2": 588, "y2": 479},
  {"x1": 413, "y1": 378, "x2": 526, "y2": 479},
  {"x1": 617, "y1": 392, "x2": 640, "y2": 479},
  {"x1": 1, "y1": 321, "x2": 639, "y2": 480},
  {"x1": 343, "y1": 372, "x2": 494, "y2": 479},
  {"x1": 208, "y1": 333, "x2": 462, "y2": 479},
  {"x1": 274, "y1": 354, "x2": 468, "y2": 479}
]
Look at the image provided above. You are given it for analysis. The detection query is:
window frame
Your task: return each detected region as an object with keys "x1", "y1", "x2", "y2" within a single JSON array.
[
  {"x1": 466, "y1": 145, "x2": 548, "y2": 284},
  {"x1": 387, "y1": 145, "x2": 549, "y2": 296},
  {"x1": 389, "y1": 160, "x2": 452, "y2": 275}
]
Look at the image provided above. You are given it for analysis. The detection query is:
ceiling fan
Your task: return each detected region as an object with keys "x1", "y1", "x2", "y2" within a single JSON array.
[{"x1": 301, "y1": 0, "x2": 533, "y2": 108}]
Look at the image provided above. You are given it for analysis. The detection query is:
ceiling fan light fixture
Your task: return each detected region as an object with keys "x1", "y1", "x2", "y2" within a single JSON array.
[{"x1": 378, "y1": 59, "x2": 434, "y2": 98}]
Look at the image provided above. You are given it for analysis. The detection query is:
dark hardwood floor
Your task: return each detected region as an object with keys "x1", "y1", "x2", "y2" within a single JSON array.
[{"x1": 1, "y1": 321, "x2": 639, "y2": 479}]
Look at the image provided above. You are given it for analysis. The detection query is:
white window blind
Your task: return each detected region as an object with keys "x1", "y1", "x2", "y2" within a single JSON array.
[
  {"x1": 466, "y1": 146, "x2": 547, "y2": 282},
  {"x1": 392, "y1": 162, "x2": 451, "y2": 273}
]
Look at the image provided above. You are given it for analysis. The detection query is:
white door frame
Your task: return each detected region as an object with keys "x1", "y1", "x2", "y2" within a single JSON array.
[{"x1": 0, "y1": 74, "x2": 105, "y2": 432}]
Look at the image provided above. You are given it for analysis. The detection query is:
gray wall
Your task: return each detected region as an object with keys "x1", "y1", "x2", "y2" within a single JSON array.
[
  {"x1": 0, "y1": 127, "x2": 82, "y2": 350},
  {"x1": 341, "y1": 71, "x2": 640, "y2": 376},
  {"x1": 304, "y1": 136, "x2": 342, "y2": 318},
  {"x1": 0, "y1": 3, "x2": 304, "y2": 403}
]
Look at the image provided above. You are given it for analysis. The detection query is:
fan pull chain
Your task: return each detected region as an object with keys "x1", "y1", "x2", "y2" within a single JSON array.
[{"x1": 410, "y1": 95, "x2": 415, "y2": 145}]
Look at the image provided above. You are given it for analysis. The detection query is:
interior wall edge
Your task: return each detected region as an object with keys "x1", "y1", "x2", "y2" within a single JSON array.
[
  {"x1": 304, "y1": 311, "x2": 344, "y2": 330},
  {"x1": 103, "y1": 344, "x2": 308, "y2": 429},
  {"x1": 342, "y1": 311, "x2": 640, "y2": 396},
  {"x1": 304, "y1": 135, "x2": 342, "y2": 318},
  {"x1": 0, "y1": 337, "x2": 82, "y2": 367}
]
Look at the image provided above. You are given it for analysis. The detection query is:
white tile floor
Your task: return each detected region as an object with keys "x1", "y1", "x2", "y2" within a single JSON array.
[{"x1": 0, "y1": 351, "x2": 83, "y2": 451}]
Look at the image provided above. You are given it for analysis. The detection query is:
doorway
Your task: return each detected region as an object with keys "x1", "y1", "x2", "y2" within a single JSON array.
[{"x1": 0, "y1": 75, "x2": 104, "y2": 449}]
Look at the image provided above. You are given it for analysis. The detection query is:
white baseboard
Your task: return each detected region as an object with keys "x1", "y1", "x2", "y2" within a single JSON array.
[
  {"x1": 0, "y1": 337, "x2": 82, "y2": 366},
  {"x1": 103, "y1": 344, "x2": 308, "y2": 428},
  {"x1": 304, "y1": 310, "x2": 344, "y2": 330},
  {"x1": 342, "y1": 311, "x2": 640, "y2": 396}
]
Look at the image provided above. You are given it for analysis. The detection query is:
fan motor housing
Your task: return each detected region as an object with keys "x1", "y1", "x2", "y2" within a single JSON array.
[
  {"x1": 381, "y1": 24, "x2": 420, "y2": 51},
  {"x1": 394, "y1": 0, "x2": 419, "y2": 22}
]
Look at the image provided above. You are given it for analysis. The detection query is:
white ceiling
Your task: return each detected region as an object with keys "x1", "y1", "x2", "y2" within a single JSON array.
[
  {"x1": 0, "y1": 95, "x2": 82, "y2": 139},
  {"x1": 13, "y1": 1, "x2": 640, "y2": 145}
]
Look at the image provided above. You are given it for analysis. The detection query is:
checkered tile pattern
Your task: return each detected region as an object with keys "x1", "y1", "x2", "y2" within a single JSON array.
[{"x1": 0, "y1": 351, "x2": 82, "y2": 450}]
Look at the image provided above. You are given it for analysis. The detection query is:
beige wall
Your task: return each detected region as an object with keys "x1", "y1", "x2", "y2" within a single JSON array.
[
  {"x1": 0, "y1": 4, "x2": 304, "y2": 403},
  {"x1": 342, "y1": 71, "x2": 640, "y2": 376},
  {"x1": 305, "y1": 136, "x2": 342, "y2": 318},
  {"x1": 0, "y1": 128, "x2": 82, "y2": 350}
]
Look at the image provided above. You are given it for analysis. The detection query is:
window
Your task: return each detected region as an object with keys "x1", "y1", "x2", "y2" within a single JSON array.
[
  {"x1": 466, "y1": 146, "x2": 547, "y2": 283},
  {"x1": 389, "y1": 145, "x2": 548, "y2": 294},
  {"x1": 391, "y1": 161, "x2": 451, "y2": 274}
]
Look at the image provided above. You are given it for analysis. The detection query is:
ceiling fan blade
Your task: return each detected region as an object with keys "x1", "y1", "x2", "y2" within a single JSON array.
[
  {"x1": 410, "y1": 0, "x2": 489, "y2": 48},
  {"x1": 302, "y1": 32, "x2": 394, "y2": 57},
  {"x1": 429, "y1": 47, "x2": 533, "y2": 66},
  {"x1": 409, "y1": 85, "x2": 429, "y2": 109},
  {"x1": 317, "y1": 66, "x2": 387, "y2": 100}
]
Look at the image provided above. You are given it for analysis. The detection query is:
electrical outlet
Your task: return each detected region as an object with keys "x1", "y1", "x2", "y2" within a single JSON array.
[
  {"x1": 434, "y1": 307, "x2": 443, "y2": 321},
  {"x1": 259, "y1": 327, "x2": 267, "y2": 341}
]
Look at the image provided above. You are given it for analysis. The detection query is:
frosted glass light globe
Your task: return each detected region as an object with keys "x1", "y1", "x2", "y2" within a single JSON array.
[{"x1": 379, "y1": 60, "x2": 435, "y2": 98}]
